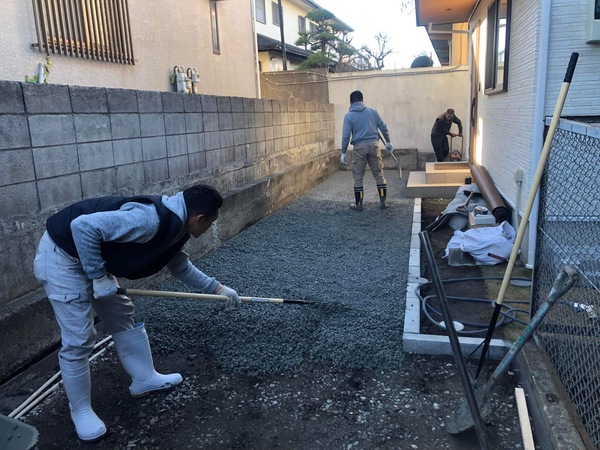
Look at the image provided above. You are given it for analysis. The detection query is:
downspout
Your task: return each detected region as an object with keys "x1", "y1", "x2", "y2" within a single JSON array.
[
  {"x1": 526, "y1": 0, "x2": 552, "y2": 269},
  {"x1": 250, "y1": 0, "x2": 262, "y2": 97}
]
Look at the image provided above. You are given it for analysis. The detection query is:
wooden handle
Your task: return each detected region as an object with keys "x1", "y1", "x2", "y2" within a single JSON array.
[{"x1": 117, "y1": 288, "x2": 284, "y2": 304}]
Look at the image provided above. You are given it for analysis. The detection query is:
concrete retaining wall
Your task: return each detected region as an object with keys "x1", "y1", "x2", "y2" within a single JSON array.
[{"x1": 0, "y1": 80, "x2": 336, "y2": 382}]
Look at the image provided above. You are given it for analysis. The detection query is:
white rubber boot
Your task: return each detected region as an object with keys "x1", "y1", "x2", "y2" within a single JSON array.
[
  {"x1": 112, "y1": 323, "x2": 182, "y2": 398},
  {"x1": 60, "y1": 359, "x2": 107, "y2": 442}
]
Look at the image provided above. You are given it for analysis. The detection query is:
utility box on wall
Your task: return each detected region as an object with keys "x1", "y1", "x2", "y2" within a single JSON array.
[{"x1": 587, "y1": 0, "x2": 600, "y2": 43}]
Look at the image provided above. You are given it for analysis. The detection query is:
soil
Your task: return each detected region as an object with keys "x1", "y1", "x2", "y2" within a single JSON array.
[{"x1": 1, "y1": 191, "x2": 536, "y2": 450}]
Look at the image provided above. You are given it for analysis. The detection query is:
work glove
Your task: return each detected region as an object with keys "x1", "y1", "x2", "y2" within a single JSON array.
[
  {"x1": 92, "y1": 274, "x2": 119, "y2": 299},
  {"x1": 340, "y1": 153, "x2": 347, "y2": 164},
  {"x1": 216, "y1": 284, "x2": 241, "y2": 307},
  {"x1": 385, "y1": 142, "x2": 394, "y2": 154}
]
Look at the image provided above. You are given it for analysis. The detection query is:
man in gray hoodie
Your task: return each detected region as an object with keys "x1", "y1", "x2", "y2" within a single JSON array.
[
  {"x1": 341, "y1": 90, "x2": 394, "y2": 210},
  {"x1": 33, "y1": 184, "x2": 240, "y2": 442}
]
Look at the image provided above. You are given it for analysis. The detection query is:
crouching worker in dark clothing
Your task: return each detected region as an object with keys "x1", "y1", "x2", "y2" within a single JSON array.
[
  {"x1": 431, "y1": 108, "x2": 463, "y2": 162},
  {"x1": 33, "y1": 184, "x2": 240, "y2": 442}
]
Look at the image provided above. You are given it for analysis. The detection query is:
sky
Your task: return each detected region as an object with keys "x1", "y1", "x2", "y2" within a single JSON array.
[{"x1": 313, "y1": 0, "x2": 440, "y2": 69}]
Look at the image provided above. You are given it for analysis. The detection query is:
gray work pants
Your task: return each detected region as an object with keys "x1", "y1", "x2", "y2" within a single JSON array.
[{"x1": 351, "y1": 141, "x2": 387, "y2": 188}]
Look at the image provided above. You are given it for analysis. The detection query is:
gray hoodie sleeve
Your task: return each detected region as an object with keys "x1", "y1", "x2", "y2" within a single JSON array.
[
  {"x1": 166, "y1": 251, "x2": 220, "y2": 294},
  {"x1": 70, "y1": 202, "x2": 160, "y2": 279}
]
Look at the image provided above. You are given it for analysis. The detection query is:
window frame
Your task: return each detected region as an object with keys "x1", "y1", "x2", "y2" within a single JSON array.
[
  {"x1": 272, "y1": 1, "x2": 280, "y2": 27},
  {"x1": 298, "y1": 15, "x2": 306, "y2": 33},
  {"x1": 210, "y1": 0, "x2": 220, "y2": 55},
  {"x1": 485, "y1": 0, "x2": 511, "y2": 94},
  {"x1": 30, "y1": 0, "x2": 134, "y2": 65},
  {"x1": 256, "y1": 0, "x2": 266, "y2": 24}
]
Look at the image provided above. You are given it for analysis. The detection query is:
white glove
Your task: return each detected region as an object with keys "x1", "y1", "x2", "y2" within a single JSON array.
[
  {"x1": 92, "y1": 274, "x2": 119, "y2": 299},
  {"x1": 340, "y1": 153, "x2": 347, "y2": 164},
  {"x1": 216, "y1": 284, "x2": 241, "y2": 307},
  {"x1": 385, "y1": 142, "x2": 394, "y2": 154}
]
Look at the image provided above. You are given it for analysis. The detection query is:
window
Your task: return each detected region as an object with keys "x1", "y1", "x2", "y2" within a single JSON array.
[
  {"x1": 298, "y1": 15, "x2": 306, "y2": 33},
  {"x1": 31, "y1": 0, "x2": 134, "y2": 64},
  {"x1": 210, "y1": 0, "x2": 220, "y2": 55},
  {"x1": 485, "y1": 0, "x2": 511, "y2": 93},
  {"x1": 272, "y1": 1, "x2": 280, "y2": 27},
  {"x1": 256, "y1": 0, "x2": 266, "y2": 24},
  {"x1": 309, "y1": 22, "x2": 317, "y2": 33}
]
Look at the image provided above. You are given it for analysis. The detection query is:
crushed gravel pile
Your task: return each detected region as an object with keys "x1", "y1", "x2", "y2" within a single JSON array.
[{"x1": 134, "y1": 170, "x2": 414, "y2": 376}]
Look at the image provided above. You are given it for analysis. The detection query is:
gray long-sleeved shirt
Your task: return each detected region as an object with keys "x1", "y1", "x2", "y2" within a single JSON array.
[
  {"x1": 341, "y1": 102, "x2": 390, "y2": 153},
  {"x1": 70, "y1": 192, "x2": 220, "y2": 294}
]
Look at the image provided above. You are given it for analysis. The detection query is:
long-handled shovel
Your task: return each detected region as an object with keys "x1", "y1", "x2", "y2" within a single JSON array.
[
  {"x1": 474, "y1": 52, "x2": 579, "y2": 379},
  {"x1": 446, "y1": 265, "x2": 578, "y2": 434},
  {"x1": 378, "y1": 132, "x2": 402, "y2": 179},
  {"x1": 116, "y1": 287, "x2": 320, "y2": 305}
]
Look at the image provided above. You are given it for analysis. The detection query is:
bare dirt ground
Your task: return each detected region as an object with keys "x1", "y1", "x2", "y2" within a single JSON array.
[{"x1": 1, "y1": 187, "x2": 534, "y2": 450}]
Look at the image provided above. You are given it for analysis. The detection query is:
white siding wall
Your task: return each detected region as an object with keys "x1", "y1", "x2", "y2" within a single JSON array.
[
  {"x1": 0, "y1": 0, "x2": 259, "y2": 98},
  {"x1": 471, "y1": 0, "x2": 541, "y2": 206},
  {"x1": 545, "y1": 0, "x2": 600, "y2": 117}
]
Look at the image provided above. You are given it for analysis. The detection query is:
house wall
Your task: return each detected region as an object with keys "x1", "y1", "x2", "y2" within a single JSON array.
[
  {"x1": 255, "y1": 0, "x2": 309, "y2": 48},
  {"x1": 328, "y1": 67, "x2": 469, "y2": 156},
  {"x1": 0, "y1": 0, "x2": 259, "y2": 98},
  {"x1": 470, "y1": 0, "x2": 600, "y2": 266},
  {"x1": 0, "y1": 80, "x2": 336, "y2": 383}
]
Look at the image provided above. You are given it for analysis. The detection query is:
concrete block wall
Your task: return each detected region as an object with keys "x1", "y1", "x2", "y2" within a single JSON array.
[{"x1": 0, "y1": 80, "x2": 336, "y2": 382}]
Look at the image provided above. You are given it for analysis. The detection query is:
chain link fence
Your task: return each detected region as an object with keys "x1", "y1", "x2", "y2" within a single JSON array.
[{"x1": 533, "y1": 119, "x2": 600, "y2": 447}]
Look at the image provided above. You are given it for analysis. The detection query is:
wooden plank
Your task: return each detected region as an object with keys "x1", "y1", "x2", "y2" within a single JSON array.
[{"x1": 515, "y1": 387, "x2": 535, "y2": 450}]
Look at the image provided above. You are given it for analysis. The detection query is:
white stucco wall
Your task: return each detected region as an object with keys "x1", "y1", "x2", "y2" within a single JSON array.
[
  {"x1": 0, "y1": 0, "x2": 259, "y2": 98},
  {"x1": 328, "y1": 66, "x2": 469, "y2": 154},
  {"x1": 255, "y1": 0, "x2": 315, "y2": 48}
]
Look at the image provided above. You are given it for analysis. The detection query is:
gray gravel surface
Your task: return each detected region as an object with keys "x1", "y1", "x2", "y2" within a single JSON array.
[{"x1": 10, "y1": 170, "x2": 528, "y2": 449}]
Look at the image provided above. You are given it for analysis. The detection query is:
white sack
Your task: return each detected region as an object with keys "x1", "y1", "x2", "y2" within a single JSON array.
[{"x1": 444, "y1": 221, "x2": 516, "y2": 265}]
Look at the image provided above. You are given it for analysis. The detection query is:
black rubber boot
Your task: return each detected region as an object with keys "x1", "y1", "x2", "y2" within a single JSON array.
[
  {"x1": 378, "y1": 184, "x2": 389, "y2": 210},
  {"x1": 351, "y1": 188, "x2": 364, "y2": 211}
]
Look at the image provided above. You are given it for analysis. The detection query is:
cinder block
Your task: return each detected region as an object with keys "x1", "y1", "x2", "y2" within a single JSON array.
[
  {"x1": 183, "y1": 94, "x2": 202, "y2": 113},
  {"x1": 29, "y1": 115, "x2": 76, "y2": 147},
  {"x1": 0, "y1": 115, "x2": 31, "y2": 149},
  {"x1": 0, "y1": 149, "x2": 34, "y2": 187},
  {"x1": 233, "y1": 129, "x2": 246, "y2": 146},
  {"x1": 264, "y1": 112, "x2": 273, "y2": 127},
  {"x1": 272, "y1": 101, "x2": 281, "y2": 113},
  {"x1": 164, "y1": 113, "x2": 186, "y2": 135},
  {"x1": 244, "y1": 112, "x2": 255, "y2": 128},
  {"x1": 116, "y1": 162, "x2": 145, "y2": 191},
  {"x1": 23, "y1": 84, "x2": 71, "y2": 113},
  {"x1": 166, "y1": 134, "x2": 187, "y2": 156},
  {"x1": 70, "y1": 86, "x2": 108, "y2": 113},
  {"x1": 37, "y1": 174, "x2": 82, "y2": 210},
  {"x1": 230, "y1": 97, "x2": 244, "y2": 112},
  {"x1": 141, "y1": 136, "x2": 167, "y2": 160},
  {"x1": 243, "y1": 98, "x2": 254, "y2": 113},
  {"x1": 0, "y1": 182, "x2": 39, "y2": 215},
  {"x1": 255, "y1": 127, "x2": 265, "y2": 142},
  {"x1": 232, "y1": 112, "x2": 244, "y2": 129},
  {"x1": 110, "y1": 114, "x2": 141, "y2": 139},
  {"x1": 106, "y1": 88, "x2": 138, "y2": 113},
  {"x1": 263, "y1": 99, "x2": 273, "y2": 112},
  {"x1": 255, "y1": 112, "x2": 265, "y2": 127},
  {"x1": 217, "y1": 96, "x2": 231, "y2": 112},
  {"x1": 0, "y1": 81, "x2": 25, "y2": 113},
  {"x1": 162, "y1": 92, "x2": 184, "y2": 112},
  {"x1": 74, "y1": 114, "x2": 111, "y2": 142},
  {"x1": 185, "y1": 113, "x2": 203, "y2": 133},
  {"x1": 203, "y1": 113, "x2": 219, "y2": 132},
  {"x1": 33, "y1": 144, "x2": 79, "y2": 178},
  {"x1": 81, "y1": 168, "x2": 117, "y2": 197},
  {"x1": 137, "y1": 90, "x2": 163, "y2": 113},
  {"x1": 219, "y1": 113, "x2": 233, "y2": 130},
  {"x1": 204, "y1": 131, "x2": 220, "y2": 151},
  {"x1": 143, "y1": 159, "x2": 168, "y2": 183},
  {"x1": 234, "y1": 144, "x2": 247, "y2": 161},
  {"x1": 78, "y1": 141, "x2": 114, "y2": 171},
  {"x1": 201, "y1": 95, "x2": 218, "y2": 112},
  {"x1": 113, "y1": 139, "x2": 142, "y2": 165},
  {"x1": 186, "y1": 133, "x2": 205, "y2": 153},
  {"x1": 168, "y1": 154, "x2": 190, "y2": 178},
  {"x1": 188, "y1": 150, "x2": 206, "y2": 172},
  {"x1": 253, "y1": 99, "x2": 264, "y2": 113},
  {"x1": 220, "y1": 130, "x2": 234, "y2": 148},
  {"x1": 140, "y1": 113, "x2": 166, "y2": 137},
  {"x1": 245, "y1": 128, "x2": 256, "y2": 144}
]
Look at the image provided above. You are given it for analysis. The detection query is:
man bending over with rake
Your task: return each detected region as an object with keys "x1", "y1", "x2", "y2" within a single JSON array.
[{"x1": 33, "y1": 184, "x2": 240, "y2": 442}]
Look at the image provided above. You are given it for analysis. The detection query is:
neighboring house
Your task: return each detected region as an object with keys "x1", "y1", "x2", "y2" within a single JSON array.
[
  {"x1": 416, "y1": 0, "x2": 600, "y2": 266},
  {"x1": 0, "y1": 0, "x2": 259, "y2": 97},
  {"x1": 254, "y1": 0, "x2": 351, "y2": 71}
]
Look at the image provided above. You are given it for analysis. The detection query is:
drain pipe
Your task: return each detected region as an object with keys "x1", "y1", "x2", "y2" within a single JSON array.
[{"x1": 526, "y1": 0, "x2": 552, "y2": 269}]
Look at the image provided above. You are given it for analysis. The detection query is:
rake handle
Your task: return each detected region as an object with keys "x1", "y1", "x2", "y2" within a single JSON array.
[{"x1": 116, "y1": 287, "x2": 285, "y2": 304}]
